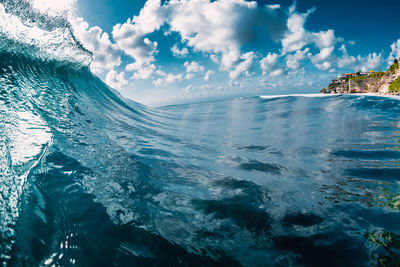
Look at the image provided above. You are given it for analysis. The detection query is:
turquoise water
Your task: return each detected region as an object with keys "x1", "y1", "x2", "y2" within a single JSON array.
[{"x1": 1, "y1": 1, "x2": 400, "y2": 266}]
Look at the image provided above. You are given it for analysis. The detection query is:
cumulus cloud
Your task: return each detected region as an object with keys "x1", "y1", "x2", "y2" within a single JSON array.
[
  {"x1": 337, "y1": 44, "x2": 356, "y2": 68},
  {"x1": 155, "y1": 69, "x2": 167, "y2": 76},
  {"x1": 112, "y1": 0, "x2": 166, "y2": 79},
  {"x1": 183, "y1": 61, "x2": 204, "y2": 79},
  {"x1": 309, "y1": 30, "x2": 339, "y2": 70},
  {"x1": 204, "y1": 70, "x2": 214, "y2": 81},
  {"x1": 126, "y1": 61, "x2": 156, "y2": 79},
  {"x1": 171, "y1": 44, "x2": 189, "y2": 57},
  {"x1": 185, "y1": 73, "x2": 194, "y2": 80},
  {"x1": 210, "y1": 54, "x2": 220, "y2": 64},
  {"x1": 335, "y1": 44, "x2": 385, "y2": 72},
  {"x1": 260, "y1": 52, "x2": 283, "y2": 76},
  {"x1": 312, "y1": 30, "x2": 337, "y2": 51},
  {"x1": 286, "y1": 48, "x2": 308, "y2": 71},
  {"x1": 184, "y1": 61, "x2": 204, "y2": 73},
  {"x1": 153, "y1": 73, "x2": 183, "y2": 86},
  {"x1": 166, "y1": 0, "x2": 286, "y2": 70},
  {"x1": 229, "y1": 51, "x2": 255, "y2": 80},
  {"x1": 355, "y1": 53, "x2": 384, "y2": 72},
  {"x1": 267, "y1": 4, "x2": 280, "y2": 10},
  {"x1": 388, "y1": 39, "x2": 400, "y2": 65},
  {"x1": 270, "y1": 68, "x2": 284, "y2": 77},
  {"x1": 281, "y1": 5, "x2": 342, "y2": 71},
  {"x1": 72, "y1": 18, "x2": 121, "y2": 74},
  {"x1": 105, "y1": 69, "x2": 128, "y2": 89},
  {"x1": 105, "y1": 0, "x2": 287, "y2": 82},
  {"x1": 281, "y1": 6, "x2": 313, "y2": 54}
]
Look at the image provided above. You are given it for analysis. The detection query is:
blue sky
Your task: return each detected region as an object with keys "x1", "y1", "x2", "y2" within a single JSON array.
[{"x1": 62, "y1": 0, "x2": 400, "y2": 106}]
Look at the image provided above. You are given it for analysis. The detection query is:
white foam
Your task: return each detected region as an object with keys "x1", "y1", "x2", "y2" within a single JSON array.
[
  {"x1": 260, "y1": 93, "x2": 400, "y2": 100},
  {"x1": 350, "y1": 93, "x2": 400, "y2": 100},
  {"x1": 259, "y1": 93, "x2": 331, "y2": 99}
]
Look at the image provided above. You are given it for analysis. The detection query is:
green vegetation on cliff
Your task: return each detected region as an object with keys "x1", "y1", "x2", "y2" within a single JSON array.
[
  {"x1": 389, "y1": 76, "x2": 400, "y2": 92},
  {"x1": 326, "y1": 57, "x2": 400, "y2": 94},
  {"x1": 349, "y1": 72, "x2": 385, "y2": 82},
  {"x1": 389, "y1": 60, "x2": 399, "y2": 74}
]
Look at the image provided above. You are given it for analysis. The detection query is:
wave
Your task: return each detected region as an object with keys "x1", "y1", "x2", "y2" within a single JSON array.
[
  {"x1": 0, "y1": 0, "x2": 91, "y2": 65},
  {"x1": 1, "y1": 1, "x2": 400, "y2": 266}
]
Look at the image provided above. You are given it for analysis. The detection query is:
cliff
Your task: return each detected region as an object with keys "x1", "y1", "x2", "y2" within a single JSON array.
[{"x1": 326, "y1": 61, "x2": 400, "y2": 94}]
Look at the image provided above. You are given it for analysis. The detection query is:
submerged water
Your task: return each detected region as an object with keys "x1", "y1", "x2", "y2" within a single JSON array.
[{"x1": 1, "y1": 1, "x2": 400, "y2": 266}]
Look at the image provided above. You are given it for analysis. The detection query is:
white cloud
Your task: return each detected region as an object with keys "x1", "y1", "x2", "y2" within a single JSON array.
[
  {"x1": 166, "y1": 0, "x2": 286, "y2": 71},
  {"x1": 388, "y1": 39, "x2": 400, "y2": 65},
  {"x1": 112, "y1": 0, "x2": 165, "y2": 79},
  {"x1": 126, "y1": 61, "x2": 156, "y2": 79},
  {"x1": 355, "y1": 53, "x2": 384, "y2": 72},
  {"x1": 270, "y1": 68, "x2": 284, "y2": 77},
  {"x1": 260, "y1": 52, "x2": 284, "y2": 76},
  {"x1": 152, "y1": 73, "x2": 183, "y2": 86},
  {"x1": 260, "y1": 53, "x2": 278, "y2": 73},
  {"x1": 281, "y1": 6, "x2": 342, "y2": 71},
  {"x1": 204, "y1": 70, "x2": 214, "y2": 81},
  {"x1": 312, "y1": 30, "x2": 337, "y2": 50},
  {"x1": 337, "y1": 44, "x2": 356, "y2": 68},
  {"x1": 184, "y1": 61, "x2": 204, "y2": 73},
  {"x1": 286, "y1": 48, "x2": 308, "y2": 70},
  {"x1": 185, "y1": 73, "x2": 194, "y2": 80},
  {"x1": 184, "y1": 84, "x2": 193, "y2": 93},
  {"x1": 281, "y1": 6, "x2": 313, "y2": 54},
  {"x1": 72, "y1": 18, "x2": 121, "y2": 74},
  {"x1": 105, "y1": 69, "x2": 128, "y2": 89},
  {"x1": 210, "y1": 54, "x2": 220, "y2": 64},
  {"x1": 266, "y1": 4, "x2": 280, "y2": 10},
  {"x1": 107, "y1": 0, "x2": 286, "y2": 82},
  {"x1": 309, "y1": 29, "x2": 340, "y2": 70},
  {"x1": 310, "y1": 47, "x2": 334, "y2": 70},
  {"x1": 155, "y1": 70, "x2": 167, "y2": 76},
  {"x1": 113, "y1": 25, "x2": 158, "y2": 63},
  {"x1": 229, "y1": 51, "x2": 255, "y2": 80},
  {"x1": 171, "y1": 44, "x2": 189, "y2": 57},
  {"x1": 313, "y1": 61, "x2": 332, "y2": 71},
  {"x1": 336, "y1": 44, "x2": 385, "y2": 72}
]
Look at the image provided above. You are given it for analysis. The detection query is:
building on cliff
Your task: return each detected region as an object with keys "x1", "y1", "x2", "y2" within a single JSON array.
[{"x1": 325, "y1": 62, "x2": 400, "y2": 94}]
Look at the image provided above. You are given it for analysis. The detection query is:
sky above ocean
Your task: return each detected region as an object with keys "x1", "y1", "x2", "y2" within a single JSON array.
[{"x1": 34, "y1": 0, "x2": 400, "y2": 106}]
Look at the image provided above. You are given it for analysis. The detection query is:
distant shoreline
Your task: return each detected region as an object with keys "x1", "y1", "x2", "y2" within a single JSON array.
[
  {"x1": 322, "y1": 92, "x2": 400, "y2": 97},
  {"x1": 259, "y1": 93, "x2": 400, "y2": 100}
]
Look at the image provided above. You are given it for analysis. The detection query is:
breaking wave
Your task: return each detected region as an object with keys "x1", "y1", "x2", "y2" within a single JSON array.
[{"x1": 0, "y1": 1, "x2": 399, "y2": 266}]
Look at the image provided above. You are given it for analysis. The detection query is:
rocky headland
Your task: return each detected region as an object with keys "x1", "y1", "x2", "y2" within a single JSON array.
[{"x1": 322, "y1": 59, "x2": 400, "y2": 95}]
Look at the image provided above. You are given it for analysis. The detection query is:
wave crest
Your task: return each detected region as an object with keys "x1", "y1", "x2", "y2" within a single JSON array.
[{"x1": 0, "y1": 0, "x2": 92, "y2": 66}]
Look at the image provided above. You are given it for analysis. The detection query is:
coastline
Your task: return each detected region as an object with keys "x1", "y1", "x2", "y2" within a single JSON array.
[
  {"x1": 261, "y1": 93, "x2": 400, "y2": 99},
  {"x1": 323, "y1": 61, "x2": 400, "y2": 95},
  {"x1": 321, "y1": 92, "x2": 400, "y2": 98}
]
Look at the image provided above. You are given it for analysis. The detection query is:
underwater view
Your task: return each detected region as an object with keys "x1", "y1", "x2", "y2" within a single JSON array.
[{"x1": 1, "y1": 0, "x2": 400, "y2": 266}]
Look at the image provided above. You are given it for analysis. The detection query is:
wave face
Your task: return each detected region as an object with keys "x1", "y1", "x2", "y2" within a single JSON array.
[{"x1": 1, "y1": 1, "x2": 400, "y2": 266}]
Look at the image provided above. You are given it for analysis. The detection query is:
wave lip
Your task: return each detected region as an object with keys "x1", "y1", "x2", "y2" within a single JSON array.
[{"x1": 0, "y1": 0, "x2": 91, "y2": 66}]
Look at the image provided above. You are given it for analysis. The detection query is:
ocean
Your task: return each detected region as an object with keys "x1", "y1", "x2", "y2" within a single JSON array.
[{"x1": 1, "y1": 1, "x2": 400, "y2": 266}]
